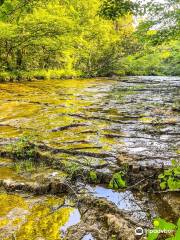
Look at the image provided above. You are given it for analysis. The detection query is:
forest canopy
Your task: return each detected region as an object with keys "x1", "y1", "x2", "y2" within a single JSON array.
[{"x1": 0, "y1": 0, "x2": 179, "y2": 81}]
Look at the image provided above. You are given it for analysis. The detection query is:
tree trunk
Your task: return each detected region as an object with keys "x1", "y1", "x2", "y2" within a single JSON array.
[
  {"x1": 16, "y1": 49, "x2": 23, "y2": 69},
  {"x1": 114, "y1": 20, "x2": 119, "y2": 32}
]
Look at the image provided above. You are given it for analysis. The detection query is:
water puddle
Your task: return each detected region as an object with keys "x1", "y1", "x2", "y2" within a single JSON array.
[
  {"x1": 61, "y1": 208, "x2": 81, "y2": 236},
  {"x1": 87, "y1": 185, "x2": 179, "y2": 225},
  {"x1": 82, "y1": 233, "x2": 94, "y2": 240},
  {"x1": 87, "y1": 186, "x2": 147, "y2": 220}
]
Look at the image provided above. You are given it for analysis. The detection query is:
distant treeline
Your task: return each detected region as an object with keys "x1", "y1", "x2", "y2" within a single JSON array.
[{"x1": 0, "y1": 0, "x2": 179, "y2": 81}]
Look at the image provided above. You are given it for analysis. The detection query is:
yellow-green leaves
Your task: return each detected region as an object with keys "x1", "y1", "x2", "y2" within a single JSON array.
[
  {"x1": 148, "y1": 218, "x2": 179, "y2": 240},
  {"x1": 99, "y1": 0, "x2": 136, "y2": 20},
  {"x1": 109, "y1": 171, "x2": 126, "y2": 189},
  {"x1": 158, "y1": 160, "x2": 180, "y2": 190}
]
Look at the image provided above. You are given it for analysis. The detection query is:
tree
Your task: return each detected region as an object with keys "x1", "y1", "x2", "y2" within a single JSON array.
[
  {"x1": 100, "y1": 0, "x2": 180, "y2": 43},
  {"x1": 0, "y1": 0, "x2": 179, "y2": 80},
  {"x1": 0, "y1": 0, "x2": 135, "y2": 78},
  {"x1": 99, "y1": 0, "x2": 137, "y2": 20}
]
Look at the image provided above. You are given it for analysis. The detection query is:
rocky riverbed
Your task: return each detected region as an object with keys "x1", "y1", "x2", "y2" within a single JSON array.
[{"x1": 0, "y1": 76, "x2": 179, "y2": 239}]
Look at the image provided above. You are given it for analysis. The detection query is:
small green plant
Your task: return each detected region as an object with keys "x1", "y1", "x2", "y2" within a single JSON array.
[
  {"x1": 147, "y1": 217, "x2": 180, "y2": 240},
  {"x1": 111, "y1": 235, "x2": 117, "y2": 240},
  {"x1": 89, "y1": 170, "x2": 98, "y2": 183},
  {"x1": 14, "y1": 160, "x2": 36, "y2": 173},
  {"x1": 158, "y1": 160, "x2": 180, "y2": 190},
  {"x1": 62, "y1": 161, "x2": 81, "y2": 179},
  {"x1": 7, "y1": 136, "x2": 37, "y2": 161},
  {"x1": 109, "y1": 171, "x2": 126, "y2": 189}
]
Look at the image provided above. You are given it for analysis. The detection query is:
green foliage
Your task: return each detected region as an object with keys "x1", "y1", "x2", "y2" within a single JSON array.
[
  {"x1": 14, "y1": 160, "x2": 36, "y2": 173},
  {"x1": 119, "y1": 40, "x2": 180, "y2": 76},
  {"x1": 158, "y1": 160, "x2": 180, "y2": 190},
  {"x1": 136, "y1": 1, "x2": 180, "y2": 45},
  {"x1": 89, "y1": 170, "x2": 98, "y2": 183},
  {"x1": 99, "y1": 0, "x2": 137, "y2": 20},
  {"x1": 0, "y1": 71, "x2": 17, "y2": 81},
  {"x1": 100, "y1": 1, "x2": 179, "y2": 43},
  {"x1": 62, "y1": 161, "x2": 81, "y2": 179},
  {"x1": 147, "y1": 217, "x2": 180, "y2": 240},
  {"x1": 111, "y1": 235, "x2": 117, "y2": 240},
  {"x1": 7, "y1": 136, "x2": 37, "y2": 161},
  {"x1": 0, "y1": 0, "x2": 179, "y2": 79},
  {"x1": 109, "y1": 171, "x2": 126, "y2": 189},
  {"x1": 0, "y1": 0, "x2": 136, "y2": 78}
]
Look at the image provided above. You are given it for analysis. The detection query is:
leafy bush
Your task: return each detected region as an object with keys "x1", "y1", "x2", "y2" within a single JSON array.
[
  {"x1": 0, "y1": 71, "x2": 17, "y2": 81},
  {"x1": 158, "y1": 160, "x2": 180, "y2": 190}
]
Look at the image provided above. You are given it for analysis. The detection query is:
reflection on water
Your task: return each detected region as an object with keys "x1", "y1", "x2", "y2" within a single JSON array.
[
  {"x1": 82, "y1": 233, "x2": 94, "y2": 240},
  {"x1": 0, "y1": 193, "x2": 80, "y2": 240},
  {"x1": 61, "y1": 208, "x2": 81, "y2": 236},
  {"x1": 87, "y1": 185, "x2": 147, "y2": 220}
]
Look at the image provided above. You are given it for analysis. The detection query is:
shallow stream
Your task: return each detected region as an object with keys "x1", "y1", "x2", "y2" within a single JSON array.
[{"x1": 0, "y1": 76, "x2": 179, "y2": 239}]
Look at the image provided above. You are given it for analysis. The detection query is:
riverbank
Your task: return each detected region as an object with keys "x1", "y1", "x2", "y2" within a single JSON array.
[
  {"x1": 1, "y1": 69, "x2": 179, "y2": 82},
  {"x1": 0, "y1": 69, "x2": 82, "y2": 82}
]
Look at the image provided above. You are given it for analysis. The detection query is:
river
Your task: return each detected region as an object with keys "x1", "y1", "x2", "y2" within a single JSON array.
[{"x1": 0, "y1": 76, "x2": 179, "y2": 239}]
